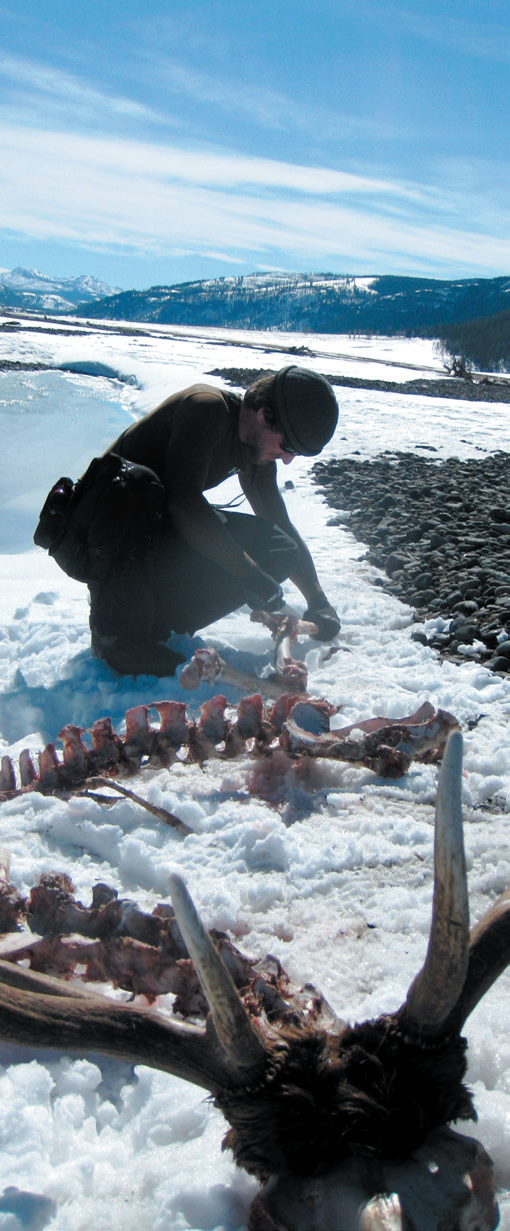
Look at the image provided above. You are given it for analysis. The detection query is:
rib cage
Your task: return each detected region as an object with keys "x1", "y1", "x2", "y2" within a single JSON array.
[{"x1": 0, "y1": 693, "x2": 460, "y2": 799}]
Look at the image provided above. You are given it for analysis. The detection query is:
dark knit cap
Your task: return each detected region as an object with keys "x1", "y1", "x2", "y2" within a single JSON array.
[{"x1": 273, "y1": 366, "x2": 338, "y2": 456}]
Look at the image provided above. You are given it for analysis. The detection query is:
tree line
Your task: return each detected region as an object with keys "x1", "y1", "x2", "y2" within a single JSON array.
[{"x1": 434, "y1": 307, "x2": 510, "y2": 373}]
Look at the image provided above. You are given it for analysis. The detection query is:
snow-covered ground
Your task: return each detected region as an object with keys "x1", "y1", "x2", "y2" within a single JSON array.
[{"x1": 0, "y1": 318, "x2": 509, "y2": 1231}]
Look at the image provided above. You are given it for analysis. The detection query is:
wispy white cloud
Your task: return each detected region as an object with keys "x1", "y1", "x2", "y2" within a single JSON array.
[
  {"x1": 398, "y1": 6, "x2": 510, "y2": 62},
  {"x1": 355, "y1": 1, "x2": 510, "y2": 62},
  {"x1": 0, "y1": 55, "x2": 174, "y2": 128},
  {"x1": 0, "y1": 123, "x2": 507, "y2": 276},
  {"x1": 0, "y1": 50, "x2": 416, "y2": 150},
  {"x1": 147, "y1": 58, "x2": 413, "y2": 144},
  {"x1": 0, "y1": 122, "x2": 430, "y2": 199}
]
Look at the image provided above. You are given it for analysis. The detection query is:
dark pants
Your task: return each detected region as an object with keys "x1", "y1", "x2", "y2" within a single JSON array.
[{"x1": 89, "y1": 509, "x2": 298, "y2": 645}]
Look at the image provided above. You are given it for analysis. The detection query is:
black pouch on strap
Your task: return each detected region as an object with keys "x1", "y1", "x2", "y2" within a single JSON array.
[
  {"x1": 33, "y1": 453, "x2": 166, "y2": 583},
  {"x1": 33, "y1": 476, "x2": 75, "y2": 551}
]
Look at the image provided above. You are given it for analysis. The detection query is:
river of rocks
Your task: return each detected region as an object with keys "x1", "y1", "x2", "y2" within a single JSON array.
[
  {"x1": 211, "y1": 366, "x2": 510, "y2": 404},
  {"x1": 312, "y1": 450, "x2": 510, "y2": 675}
]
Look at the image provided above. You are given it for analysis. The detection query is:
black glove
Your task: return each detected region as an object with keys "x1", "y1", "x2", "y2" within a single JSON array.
[
  {"x1": 242, "y1": 565, "x2": 284, "y2": 612},
  {"x1": 303, "y1": 601, "x2": 341, "y2": 641}
]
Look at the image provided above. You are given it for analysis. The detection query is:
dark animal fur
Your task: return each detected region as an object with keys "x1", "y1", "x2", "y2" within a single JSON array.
[{"x1": 216, "y1": 1017, "x2": 475, "y2": 1180}]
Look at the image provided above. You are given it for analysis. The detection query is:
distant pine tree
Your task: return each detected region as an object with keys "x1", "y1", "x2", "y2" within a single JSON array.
[{"x1": 435, "y1": 307, "x2": 510, "y2": 373}]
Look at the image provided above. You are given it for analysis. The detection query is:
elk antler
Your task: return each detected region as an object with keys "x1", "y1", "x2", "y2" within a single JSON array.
[
  {"x1": 0, "y1": 958, "x2": 240, "y2": 1091},
  {"x1": 442, "y1": 885, "x2": 510, "y2": 1037},
  {"x1": 167, "y1": 874, "x2": 268, "y2": 1075},
  {"x1": 401, "y1": 731, "x2": 470, "y2": 1035},
  {"x1": 0, "y1": 732, "x2": 508, "y2": 1190}
]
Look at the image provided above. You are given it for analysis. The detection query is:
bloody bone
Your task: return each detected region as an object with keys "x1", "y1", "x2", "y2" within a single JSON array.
[
  {"x1": 80, "y1": 778, "x2": 191, "y2": 834},
  {"x1": 179, "y1": 610, "x2": 317, "y2": 696},
  {"x1": 280, "y1": 703, "x2": 459, "y2": 778},
  {"x1": 0, "y1": 871, "x2": 336, "y2": 1021},
  {"x1": 333, "y1": 699, "x2": 435, "y2": 737},
  {"x1": 0, "y1": 850, "x2": 26, "y2": 933},
  {"x1": 250, "y1": 609, "x2": 318, "y2": 682},
  {"x1": 0, "y1": 733, "x2": 508, "y2": 1229},
  {"x1": 179, "y1": 645, "x2": 308, "y2": 697},
  {"x1": 0, "y1": 697, "x2": 460, "y2": 802}
]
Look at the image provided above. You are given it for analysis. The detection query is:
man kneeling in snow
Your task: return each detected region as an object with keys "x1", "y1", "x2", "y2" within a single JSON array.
[
  {"x1": 91, "y1": 366, "x2": 341, "y2": 675},
  {"x1": 40, "y1": 366, "x2": 341, "y2": 677}
]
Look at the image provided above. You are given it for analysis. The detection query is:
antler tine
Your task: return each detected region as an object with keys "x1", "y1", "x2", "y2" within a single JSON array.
[
  {"x1": 0, "y1": 957, "x2": 111, "y2": 1000},
  {"x1": 402, "y1": 731, "x2": 470, "y2": 1036},
  {"x1": 442, "y1": 888, "x2": 510, "y2": 1035},
  {"x1": 0, "y1": 963, "x2": 233, "y2": 1093},
  {"x1": 168, "y1": 874, "x2": 268, "y2": 1076}
]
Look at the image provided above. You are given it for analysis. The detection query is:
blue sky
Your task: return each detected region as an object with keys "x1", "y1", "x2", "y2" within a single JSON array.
[{"x1": 0, "y1": 0, "x2": 508, "y2": 288}]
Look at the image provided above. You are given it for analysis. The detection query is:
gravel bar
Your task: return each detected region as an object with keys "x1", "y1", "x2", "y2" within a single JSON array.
[
  {"x1": 210, "y1": 367, "x2": 510, "y2": 404},
  {"x1": 312, "y1": 450, "x2": 510, "y2": 675}
]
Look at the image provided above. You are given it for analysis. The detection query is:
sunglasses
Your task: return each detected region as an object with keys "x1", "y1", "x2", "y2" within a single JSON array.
[{"x1": 279, "y1": 431, "x2": 297, "y2": 456}]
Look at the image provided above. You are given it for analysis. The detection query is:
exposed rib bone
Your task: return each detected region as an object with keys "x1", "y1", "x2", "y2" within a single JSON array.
[
  {"x1": 333, "y1": 701, "x2": 435, "y2": 738},
  {"x1": 78, "y1": 778, "x2": 191, "y2": 835},
  {"x1": 1, "y1": 757, "x2": 16, "y2": 792},
  {"x1": 402, "y1": 731, "x2": 469, "y2": 1034},
  {"x1": 19, "y1": 749, "x2": 37, "y2": 786},
  {"x1": 0, "y1": 933, "x2": 46, "y2": 959},
  {"x1": 0, "y1": 956, "x2": 102, "y2": 999}
]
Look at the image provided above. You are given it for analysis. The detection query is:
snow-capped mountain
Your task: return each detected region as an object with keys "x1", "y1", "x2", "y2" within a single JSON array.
[
  {"x1": 78, "y1": 270, "x2": 510, "y2": 336},
  {"x1": 0, "y1": 266, "x2": 121, "y2": 314},
  {"x1": 2, "y1": 267, "x2": 509, "y2": 347}
]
